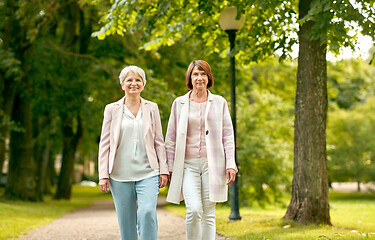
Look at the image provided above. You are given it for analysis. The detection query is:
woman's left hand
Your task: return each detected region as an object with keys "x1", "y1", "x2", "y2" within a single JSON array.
[
  {"x1": 159, "y1": 174, "x2": 169, "y2": 188},
  {"x1": 226, "y1": 168, "x2": 236, "y2": 185}
]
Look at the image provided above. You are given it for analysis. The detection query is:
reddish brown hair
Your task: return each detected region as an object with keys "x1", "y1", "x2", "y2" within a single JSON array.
[{"x1": 185, "y1": 60, "x2": 214, "y2": 90}]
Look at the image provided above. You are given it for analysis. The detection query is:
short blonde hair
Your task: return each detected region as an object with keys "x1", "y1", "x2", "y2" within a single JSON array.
[{"x1": 119, "y1": 65, "x2": 146, "y2": 86}]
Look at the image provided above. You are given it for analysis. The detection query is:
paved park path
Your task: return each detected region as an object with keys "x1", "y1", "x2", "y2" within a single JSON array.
[{"x1": 17, "y1": 197, "x2": 235, "y2": 240}]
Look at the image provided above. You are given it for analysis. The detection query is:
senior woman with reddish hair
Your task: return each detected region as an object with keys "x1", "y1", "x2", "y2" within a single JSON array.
[
  {"x1": 98, "y1": 65, "x2": 168, "y2": 240},
  {"x1": 166, "y1": 60, "x2": 238, "y2": 240}
]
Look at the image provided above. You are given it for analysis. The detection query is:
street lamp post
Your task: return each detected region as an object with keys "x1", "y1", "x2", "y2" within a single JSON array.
[{"x1": 219, "y1": 6, "x2": 245, "y2": 222}]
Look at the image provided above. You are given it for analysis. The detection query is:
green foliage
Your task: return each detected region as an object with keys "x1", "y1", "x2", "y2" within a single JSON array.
[
  {"x1": 299, "y1": 0, "x2": 375, "y2": 55},
  {"x1": 327, "y1": 97, "x2": 375, "y2": 183},
  {"x1": 93, "y1": 0, "x2": 374, "y2": 63},
  {"x1": 0, "y1": 48, "x2": 24, "y2": 138},
  {"x1": 92, "y1": 0, "x2": 299, "y2": 62},
  {"x1": 327, "y1": 59, "x2": 375, "y2": 184},
  {"x1": 236, "y1": 59, "x2": 296, "y2": 206},
  {"x1": 0, "y1": 49, "x2": 22, "y2": 83},
  {"x1": 327, "y1": 59, "x2": 375, "y2": 109}
]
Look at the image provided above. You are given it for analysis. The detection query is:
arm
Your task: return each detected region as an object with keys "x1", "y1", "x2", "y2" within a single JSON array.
[
  {"x1": 165, "y1": 100, "x2": 178, "y2": 172},
  {"x1": 98, "y1": 105, "x2": 112, "y2": 181},
  {"x1": 222, "y1": 99, "x2": 238, "y2": 172},
  {"x1": 153, "y1": 103, "x2": 169, "y2": 176}
]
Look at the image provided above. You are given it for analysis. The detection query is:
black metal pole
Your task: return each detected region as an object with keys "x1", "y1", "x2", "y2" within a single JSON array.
[{"x1": 226, "y1": 29, "x2": 241, "y2": 221}]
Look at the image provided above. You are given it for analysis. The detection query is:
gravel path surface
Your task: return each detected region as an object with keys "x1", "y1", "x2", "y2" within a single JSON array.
[{"x1": 16, "y1": 198, "x2": 235, "y2": 240}]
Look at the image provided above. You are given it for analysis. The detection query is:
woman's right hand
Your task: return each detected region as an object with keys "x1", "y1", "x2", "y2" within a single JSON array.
[{"x1": 99, "y1": 178, "x2": 109, "y2": 193}]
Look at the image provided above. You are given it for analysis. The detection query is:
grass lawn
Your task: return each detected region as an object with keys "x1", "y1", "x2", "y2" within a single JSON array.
[
  {"x1": 1, "y1": 186, "x2": 374, "y2": 240},
  {"x1": 0, "y1": 185, "x2": 112, "y2": 240},
  {"x1": 164, "y1": 191, "x2": 375, "y2": 240}
]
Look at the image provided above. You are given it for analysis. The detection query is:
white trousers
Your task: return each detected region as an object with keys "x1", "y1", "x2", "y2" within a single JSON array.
[{"x1": 182, "y1": 157, "x2": 216, "y2": 240}]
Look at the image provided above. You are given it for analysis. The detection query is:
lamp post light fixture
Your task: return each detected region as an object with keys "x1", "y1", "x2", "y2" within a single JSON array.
[{"x1": 219, "y1": 6, "x2": 245, "y2": 222}]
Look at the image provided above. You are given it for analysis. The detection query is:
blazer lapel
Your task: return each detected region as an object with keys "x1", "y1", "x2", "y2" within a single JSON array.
[
  {"x1": 177, "y1": 92, "x2": 190, "y2": 134},
  {"x1": 141, "y1": 98, "x2": 151, "y2": 138},
  {"x1": 205, "y1": 90, "x2": 213, "y2": 122},
  {"x1": 113, "y1": 97, "x2": 124, "y2": 148}
]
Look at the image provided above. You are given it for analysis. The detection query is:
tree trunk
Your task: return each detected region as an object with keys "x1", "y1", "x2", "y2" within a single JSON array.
[
  {"x1": 283, "y1": 0, "x2": 331, "y2": 225},
  {"x1": 0, "y1": 0, "x2": 19, "y2": 177},
  {"x1": 5, "y1": 96, "x2": 39, "y2": 201},
  {"x1": 55, "y1": 116, "x2": 83, "y2": 199},
  {"x1": 54, "y1": 0, "x2": 89, "y2": 200},
  {"x1": 0, "y1": 76, "x2": 17, "y2": 176},
  {"x1": 45, "y1": 151, "x2": 56, "y2": 195},
  {"x1": 0, "y1": 140, "x2": 5, "y2": 174},
  {"x1": 33, "y1": 115, "x2": 55, "y2": 199}
]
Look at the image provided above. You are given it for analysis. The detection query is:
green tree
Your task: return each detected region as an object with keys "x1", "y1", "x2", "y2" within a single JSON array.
[
  {"x1": 54, "y1": 0, "x2": 95, "y2": 200},
  {"x1": 236, "y1": 59, "x2": 296, "y2": 206},
  {"x1": 328, "y1": 59, "x2": 375, "y2": 109},
  {"x1": 327, "y1": 98, "x2": 375, "y2": 190},
  {"x1": 1, "y1": 0, "x2": 48, "y2": 201},
  {"x1": 0, "y1": 49, "x2": 22, "y2": 174}
]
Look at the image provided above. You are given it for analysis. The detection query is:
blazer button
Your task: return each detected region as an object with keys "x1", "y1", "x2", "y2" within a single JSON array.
[{"x1": 206, "y1": 130, "x2": 209, "y2": 135}]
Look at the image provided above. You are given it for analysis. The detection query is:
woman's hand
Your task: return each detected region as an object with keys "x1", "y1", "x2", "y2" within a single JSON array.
[
  {"x1": 226, "y1": 168, "x2": 236, "y2": 185},
  {"x1": 159, "y1": 174, "x2": 168, "y2": 188},
  {"x1": 99, "y1": 178, "x2": 110, "y2": 193}
]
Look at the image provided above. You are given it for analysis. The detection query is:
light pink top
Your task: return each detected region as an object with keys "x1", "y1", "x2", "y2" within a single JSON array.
[{"x1": 185, "y1": 100, "x2": 207, "y2": 158}]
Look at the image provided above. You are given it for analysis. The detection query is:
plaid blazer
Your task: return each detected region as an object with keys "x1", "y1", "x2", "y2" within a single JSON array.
[{"x1": 165, "y1": 91, "x2": 237, "y2": 204}]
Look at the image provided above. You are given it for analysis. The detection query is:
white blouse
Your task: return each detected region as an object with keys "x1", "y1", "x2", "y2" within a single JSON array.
[{"x1": 110, "y1": 104, "x2": 159, "y2": 182}]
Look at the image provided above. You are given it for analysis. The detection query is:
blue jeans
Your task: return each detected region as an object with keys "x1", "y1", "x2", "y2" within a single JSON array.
[{"x1": 109, "y1": 175, "x2": 159, "y2": 240}]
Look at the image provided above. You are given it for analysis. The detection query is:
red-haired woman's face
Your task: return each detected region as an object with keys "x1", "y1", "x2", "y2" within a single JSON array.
[{"x1": 191, "y1": 66, "x2": 208, "y2": 91}]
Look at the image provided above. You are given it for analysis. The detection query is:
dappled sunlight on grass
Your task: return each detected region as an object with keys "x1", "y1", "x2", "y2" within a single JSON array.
[
  {"x1": 163, "y1": 191, "x2": 375, "y2": 240},
  {"x1": 330, "y1": 192, "x2": 375, "y2": 233}
]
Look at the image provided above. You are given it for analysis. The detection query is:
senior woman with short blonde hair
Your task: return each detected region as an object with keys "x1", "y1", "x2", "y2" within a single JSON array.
[
  {"x1": 98, "y1": 65, "x2": 169, "y2": 240},
  {"x1": 166, "y1": 60, "x2": 238, "y2": 240}
]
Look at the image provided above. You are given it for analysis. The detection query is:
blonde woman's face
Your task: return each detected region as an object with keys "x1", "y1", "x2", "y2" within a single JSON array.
[{"x1": 121, "y1": 72, "x2": 144, "y2": 96}]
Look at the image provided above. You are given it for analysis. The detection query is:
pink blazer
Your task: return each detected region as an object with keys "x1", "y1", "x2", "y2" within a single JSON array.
[
  {"x1": 165, "y1": 91, "x2": 237, "y2": 204},
  {"x1": 98, "y1": 97, "x2": 168, "y2": 180}
]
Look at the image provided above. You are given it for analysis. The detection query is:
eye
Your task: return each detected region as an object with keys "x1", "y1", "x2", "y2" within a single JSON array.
[
  {"x1": 202, "y1": 73, "x2": 206, "y2": 76},
  {"x1": 193, "y1": 72, "x2": 198, "y2": 76}
]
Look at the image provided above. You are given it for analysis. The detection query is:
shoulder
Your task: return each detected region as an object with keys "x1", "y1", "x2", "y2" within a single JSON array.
[
  {"x1": 104, "y1": 98, "x2": 123, "y2": 112},
  {"x1": 173, "y1": 92, "x2": 190, "y2": 104},
  {"x1": 142, "y1": 98, "x2": 158, "y2": 108},
  {"x1": 104, "y1": 101, "x2": 118, "y2": 111},
  {"x1": 142, "y1": 98, "x2": 159, "y2": 111},
  {"x1": 142, "y1": 98, "x2": 156, "y2": 105},
  {"x1": 210, "y1": 93, "x2": 227, "y2": 104},
  {"x1": 173, "y1": 96, "x2": 184, "y2": 104}
]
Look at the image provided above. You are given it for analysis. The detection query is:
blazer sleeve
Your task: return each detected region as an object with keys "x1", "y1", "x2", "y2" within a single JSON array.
[
  {"x1": 152, "y1": 103, "x2": 169, "y2": 175},
  {"x1": 98, "y1": 104, "x2": 112, "y2": 180},
  {"x1": 222, "y1": 99, "x2": 238, "y2": 172},
  {"x1": 165, "y1": 100, "x2": 178, "y2": 172}
]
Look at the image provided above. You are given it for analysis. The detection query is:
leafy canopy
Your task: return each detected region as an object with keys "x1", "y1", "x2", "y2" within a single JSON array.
[{"x1": 92, "y1": 0, "x2": 374, "y2": 62}]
